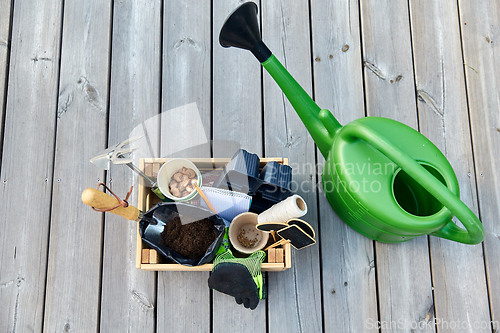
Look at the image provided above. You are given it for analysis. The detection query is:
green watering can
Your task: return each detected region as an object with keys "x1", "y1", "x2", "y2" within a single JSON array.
[{"x1": 219, "y1": 2, "x2": 484, "y2": 244}]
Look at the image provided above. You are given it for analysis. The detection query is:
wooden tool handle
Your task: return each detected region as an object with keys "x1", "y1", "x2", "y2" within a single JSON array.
[
  {"x1": 194, "y1": 182, "x2": 216, "y2": 213},
  {"x1": 81, "y1": 188, "x2": 140, "y2": 221}
]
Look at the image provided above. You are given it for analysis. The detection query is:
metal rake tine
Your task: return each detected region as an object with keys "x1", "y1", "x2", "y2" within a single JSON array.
[
  {"x1": 110, "y1": 135, "x2": 144, "y2": 164},
  {"x1": 112, "y1": 146, "x2": 139, "y2": 164},
  {"x1": 117, "y1": 134, "x2": 144, "y2": 149}
]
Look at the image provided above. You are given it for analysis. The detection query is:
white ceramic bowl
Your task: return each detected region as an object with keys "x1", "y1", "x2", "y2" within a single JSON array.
[{"x1": 157, "y1": 158, "x2": 202, "y2": 201}]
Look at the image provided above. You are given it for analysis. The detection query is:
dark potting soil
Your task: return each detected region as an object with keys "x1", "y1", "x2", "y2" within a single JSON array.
[{"x1": 160, "y1": 216, "x2": 217, "y2": 259}]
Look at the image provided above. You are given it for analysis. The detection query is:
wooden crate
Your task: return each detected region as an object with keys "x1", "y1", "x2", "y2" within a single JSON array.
[{"x1": 136, "y1": 157, "x2": 292, "y2": 271}]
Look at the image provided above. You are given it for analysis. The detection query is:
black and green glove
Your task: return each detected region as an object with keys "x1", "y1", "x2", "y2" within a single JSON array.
[{"x1": 208, "y1": 250, "x2": 266, "y2": 310}]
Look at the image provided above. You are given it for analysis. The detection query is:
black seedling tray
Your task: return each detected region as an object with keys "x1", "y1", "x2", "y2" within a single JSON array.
[{"x1": 213, "y1": 149, "x2": 293, "y2": 212}]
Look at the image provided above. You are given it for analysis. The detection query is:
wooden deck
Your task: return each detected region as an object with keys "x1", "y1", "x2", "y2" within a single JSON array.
[{"x1": 1, "y1": 0, "x2": 499, "y2": 332}]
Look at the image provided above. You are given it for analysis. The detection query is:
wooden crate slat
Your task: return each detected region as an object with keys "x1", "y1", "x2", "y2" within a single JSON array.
[{"x1": 142, "y1": 249, "x2": 150, "y2": 264}]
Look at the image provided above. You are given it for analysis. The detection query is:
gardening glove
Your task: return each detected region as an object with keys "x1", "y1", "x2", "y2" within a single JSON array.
[
  {"x1": 208, "y1": 250, "x2": 266, "y2": 310},
  {"x1": 215, "y1": 228, "x2": 230, "y2": 255}
]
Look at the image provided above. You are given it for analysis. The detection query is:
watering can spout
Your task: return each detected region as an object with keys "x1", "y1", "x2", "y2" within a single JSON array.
[
  {"x1": 219, "y1": 2, "x2": 342, "y2": 157},
  {"x1": 261, "y1": 55, "x2": 341, "y2": 157}
]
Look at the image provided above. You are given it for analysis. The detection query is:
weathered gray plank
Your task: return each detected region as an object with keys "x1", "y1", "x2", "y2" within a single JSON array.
[
  {"x1": 213, "y1": 0, "x2": 263, "y2": 151},
  {"x1": 261, "y1": 1, "x2": 322, "y2": 332},
  {"x1": 410, "y1": 1, "x2": 491, "y2": 332},
  {"x1": 360, "y1": 0, "x2": 418, "y2": 127},
  {"x1": 459, "y1": 0, "x2": 500, "y2": 330},
  {"x1": 310, "y1": 0, "x2": 379, "y2": 331},
  {"x1": 212, "y1": 0, "x2": 266, "y2": 330},
  {"x1": 162, "y1": 0, "x2": 211, "y2": 156},
  {"x1": 157, "y1": 1, "x2": 212, "y2": 332},
  {"x1": 99, "y1": 1, "x2": 161, "y2": 333},
  {"x1": 43, "y1": 1, "x2": 113, "y2": 332},
  {"x1": 0, "y1": 0, "x2": 12, "y2": 155},
  {"x1": 359, "y1": 0, "x2": 435, "y2": 332},
  {"x1": 0, "y1": 0, "x2": 63, "y2": 332}
]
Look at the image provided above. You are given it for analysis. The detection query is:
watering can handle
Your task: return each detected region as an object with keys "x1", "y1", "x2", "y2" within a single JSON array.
[
  {"x1": 82, "y1": 188, "x2": 141, "y2": 221},
  {"x1": 340, "y1": 123, "x2": 484, "y2": 245}
]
